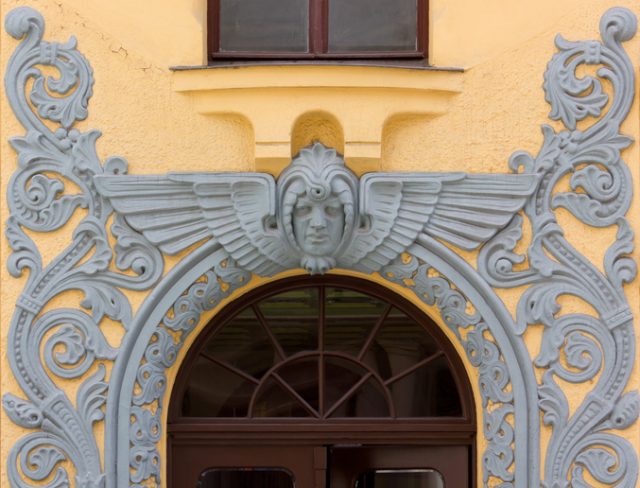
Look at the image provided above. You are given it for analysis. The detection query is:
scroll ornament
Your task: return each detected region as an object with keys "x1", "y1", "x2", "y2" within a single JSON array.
[
  {"x1": 3, "y1": 7, "x2": 164, "y2": 488},
  {"x1": 2, "y1": 4, "x2": 638, "y2": 488},
  {"x1": 477, "y1": 7, "x2": 639, "y2": 487}
]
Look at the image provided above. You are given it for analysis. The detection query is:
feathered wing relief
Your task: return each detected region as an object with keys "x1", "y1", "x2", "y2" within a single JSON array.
[
  {"x1": 94, "y1": 173, "x2": 295, "y2": 276},
  {"x1": 421, "y1": 174, "x2": 541, "y2": 248},
  {"x1": 95, "y1": 149, "x2": 540, "y2": 277},
  {"x1": 94, "y1": 175, "x2": 212, "y2": 253},
  {"x1": 342, "y1": 173, "x2": 540, "y2": 273}
]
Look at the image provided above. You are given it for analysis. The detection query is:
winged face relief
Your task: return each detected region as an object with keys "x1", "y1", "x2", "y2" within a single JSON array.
[
  {"x1": 94, "y1": 142, "x2": 540, "y2": 276},
  {"x1": 278, "y1": 143, "x2": 358, "y2": 273}
]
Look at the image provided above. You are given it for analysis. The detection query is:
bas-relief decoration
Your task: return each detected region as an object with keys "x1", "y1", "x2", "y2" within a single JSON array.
[
  {"x1": 106, "y1": 145, "x2": 538, "y2": 487},
  {"x1": 2, "y1": 5, "x2": 637, "y2": 488},
  {"x1": 128, "y1": 253, "x2": 250, "y2": 485},
  {"x1": 477, "y1": 8, "x2": 640, "y2": 486},
  {"x1": 382, "y1": 254, "x2": 519, "y2": 485},
  {"x1": 94, "y1": 142, "x2": 538, "y2": 275}
]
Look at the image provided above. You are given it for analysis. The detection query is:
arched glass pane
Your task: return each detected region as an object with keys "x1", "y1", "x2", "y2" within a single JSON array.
[
  {"x1": 328, "y1": 377, "x2": 390, "y2": 418},
  {"x1": 203, "y1": 308, "x2": 277, "y2": 379},
  {"x1": 182, "y1": 356, "x2": 255, "y2": 417},
  {"x1": 258, "y1": 288, "x2": 319, "y2": 355},
  {"x1": 389, "y1": 355, "x2": 462, "y2": 417},
  {"x1": 276, "y1": 358, "x2": 319, "y2": 413},
  {"x1": 323, "y1": 356, "x2": 368, "y2": 415},
  {"x1": 252, "y1": 378, "x2": 315, "y2": 417},
  {"x1": 362, "y1": 308, "x2": 440, "y2": 381},
  {"x1": 325, "y1": 287, "x2": 387, "y2": 355},
  {"x1": 180, "y1": 284, "x2": 464, "y2": 418}
]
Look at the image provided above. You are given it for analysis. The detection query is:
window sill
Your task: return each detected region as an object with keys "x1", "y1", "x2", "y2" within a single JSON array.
[
  {"x1": 170, "y1": 64, "x2": 464, "y2": 172},
  {"x1": 171, "y1": 60, "x2": 461, "y2": 71}
]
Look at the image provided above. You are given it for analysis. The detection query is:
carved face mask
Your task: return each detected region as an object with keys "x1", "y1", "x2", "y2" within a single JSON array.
[
  {"x1": 292, "y1": 192, "x2": 345, "y2": 257},
  {"x1": 277, "y1": 143, "x2": 359, "y2": 274}
]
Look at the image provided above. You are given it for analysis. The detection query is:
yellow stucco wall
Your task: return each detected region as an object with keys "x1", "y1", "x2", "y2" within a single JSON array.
[{"x1": 1, "y1": 0, "x2": 639, "y2": 486}]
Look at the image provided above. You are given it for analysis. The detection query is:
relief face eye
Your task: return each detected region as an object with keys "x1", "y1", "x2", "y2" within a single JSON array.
[
  {"x1": 294, "y1": 205, "x2": 312, "y2": 217},
  {"x1": 324, "y1": 205, "x2": 341, "y2": 217}
]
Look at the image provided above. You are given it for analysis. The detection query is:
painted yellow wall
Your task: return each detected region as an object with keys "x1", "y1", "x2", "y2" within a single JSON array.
[{"x1": 1, "y1": 0, "x2": 639, "y2": 486}]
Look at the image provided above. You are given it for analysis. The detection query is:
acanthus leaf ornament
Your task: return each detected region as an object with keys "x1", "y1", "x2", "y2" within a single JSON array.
[
  {"x1": 2, "y1": 394, "x2": 43, "y2": 429},
  {"x1": 381, "y1": 255, "x2": 517, "y2": 483},
  {"x1": 3, "y1": 5, "x2": 638, "y2": 488},
  {"x1": 3, "y1": 6, "x2": 164, "y2": 488},
  {"x1": 479, "y1": 6, "x2": 638, "y2": 487}
]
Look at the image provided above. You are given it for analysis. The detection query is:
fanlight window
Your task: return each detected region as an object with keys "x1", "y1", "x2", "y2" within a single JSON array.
[{"x1": 175, "y1": 281, "x2": 464, "y2": 419}]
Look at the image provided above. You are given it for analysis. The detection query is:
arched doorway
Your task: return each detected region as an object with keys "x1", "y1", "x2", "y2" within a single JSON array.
[{"x1": 168, "y1": 275, "x2": 475, "y2": 487}]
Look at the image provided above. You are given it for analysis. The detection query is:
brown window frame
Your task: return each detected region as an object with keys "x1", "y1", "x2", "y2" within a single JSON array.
[
  {"x1": 169, "y1": 275, "x2": 475, "y2": 487},
  {"x1": 207, "y1": 0, "x2": 428, "y2": 62}
]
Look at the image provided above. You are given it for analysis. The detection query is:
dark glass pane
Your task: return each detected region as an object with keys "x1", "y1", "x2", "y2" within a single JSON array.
[
  {"x1": 323, "y1": 356, "x2": 368, "y2": 414},
  {"x1": 277, "y1": 358, "x2": 319, "y2": 413},
  {"x1": 328, "y1": 377, "x2": 389, "y2": 418},
  {"x1": 355, "y1": 469, "x2": 444, "y2": 488},
  {"x1": 199, "y1": 468, "x2": 293, "y2": 488},
  {"x1": 181, "y1": 283, "x2": 463, "y2": 419},
  {"x1": 390, "y1": 355, "x2": 462, "y2": 417},
  {"x1": 258, "y1": 289, "x2": 319, "y2": 356},
  {"x1": 328, "y1": 0, "x2": 418, "y2": 52},
  {"x1": 219, "y1": 0, "x2": 308, "y2": 52},
  {"x1": 202, "y1": 309, "x2": 276, "y2": 379},
  {"x1": 362, "y1": 309, "x2": 440, "y2": 381},
  {"x1": 325, "y1": 288, "x2": 387, "y2": 355},
  {"x1": 253, "y1": 378, "x2": 314, "y2": 417},
  {"x1": 182, "y1": 357, "x2": 255, "y2": 417}
]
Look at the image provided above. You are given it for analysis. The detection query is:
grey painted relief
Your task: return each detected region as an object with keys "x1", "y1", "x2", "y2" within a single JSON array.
[
  {"x1": 3, "y1": 5, "x2": 638, "y2": 488},
  {"x1": 94, "y1": 143, "x2": 538, "y2": 275}
]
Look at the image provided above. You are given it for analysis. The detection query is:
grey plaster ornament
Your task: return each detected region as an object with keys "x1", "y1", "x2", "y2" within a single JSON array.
[
  {"x1": 477, "y1": 7, "x2": 639, "y2": 486},
  {"x1": 3, "y1": 7, "x2": 163, "y2": 488},
  {"x1": 382, "y1": 253, "x2": 517, "y2": 484},
  {"x1": 94, "y1": 142, "x2": 539, "y2": 275},
  {"x1": 2, "y1": 5, "x2": 638, "y2": 488}
]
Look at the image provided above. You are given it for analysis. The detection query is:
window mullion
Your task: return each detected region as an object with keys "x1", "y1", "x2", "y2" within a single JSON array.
[
  {"x1": 417, "y1": 0, "x2": 428, "y2": 56},
  {"x1": 208, "y1": 0, "x2": 221, "y2": 59},
  {"x1": 308, "y1": 0, "x2": 326, "y2": 55}
]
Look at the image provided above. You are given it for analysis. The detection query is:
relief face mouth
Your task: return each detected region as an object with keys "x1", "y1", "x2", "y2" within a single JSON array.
[{"x1": 308, "y1": 233, "x2": 329, "y2": 244}]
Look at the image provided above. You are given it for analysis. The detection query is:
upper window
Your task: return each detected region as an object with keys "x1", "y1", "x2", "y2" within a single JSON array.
[{"x1": 208, "y1": 0, "x2": 427, "y2": 61}]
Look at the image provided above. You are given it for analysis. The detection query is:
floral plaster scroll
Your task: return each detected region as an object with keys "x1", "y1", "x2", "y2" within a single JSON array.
[{"x1": 3, "y1": 5, "x2": 638, "y2": 488}]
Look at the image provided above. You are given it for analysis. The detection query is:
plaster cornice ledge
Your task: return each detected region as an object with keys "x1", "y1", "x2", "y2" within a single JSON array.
[{"x1": 171, "y1": 65, "x2": 463, "y2": 166}]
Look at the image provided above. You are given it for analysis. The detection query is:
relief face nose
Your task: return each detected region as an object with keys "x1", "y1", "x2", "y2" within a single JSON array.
[{"x1": 310, "y1": 206, "x2": 326, "y2": 228}]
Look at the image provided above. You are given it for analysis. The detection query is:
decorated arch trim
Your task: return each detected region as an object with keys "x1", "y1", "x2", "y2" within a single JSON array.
[{"x1": 2, "y1": 5, "x2": 639, "y2": 488}]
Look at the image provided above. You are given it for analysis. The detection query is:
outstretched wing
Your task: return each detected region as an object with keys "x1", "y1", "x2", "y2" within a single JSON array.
[
  {"x1": 94, "y1": 173, "x2": 296, "y2": 276},
  {"x1": 340, "y1": 173, "x2": 539, "y2": 273}
]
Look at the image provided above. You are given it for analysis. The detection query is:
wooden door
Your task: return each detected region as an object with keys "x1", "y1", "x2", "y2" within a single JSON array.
[
  {"x1": 171, "y1": 445, "x2": 326, "y2": 488},
  {"x1": 329, "y1": 445, "x2": 468, "y2": 487}
]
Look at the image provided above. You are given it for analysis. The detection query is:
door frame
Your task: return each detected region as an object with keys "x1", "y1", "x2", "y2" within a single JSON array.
[
  {"x1": 167, "y1": 275, "x2": 476, "y2": 487},
  {"x1": 115, "y1": 237, "x2": 538, "y2": 487}
]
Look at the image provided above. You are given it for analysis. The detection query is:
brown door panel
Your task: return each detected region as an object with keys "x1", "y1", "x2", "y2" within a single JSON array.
[
  {"x1": 329, "y1": 446, "x2": 468, "y2": 488},
  {"x1": 171, "y1": 445, "x2": 323, "y2": 488},
  {"x1": 171, "y1": 444, "x2": 468, "y2": 487}
]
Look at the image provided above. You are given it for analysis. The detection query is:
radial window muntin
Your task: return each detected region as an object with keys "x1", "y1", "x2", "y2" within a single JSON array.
[{"x1": 170, "y1": 275, "x2": 474, "y2": 423}]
